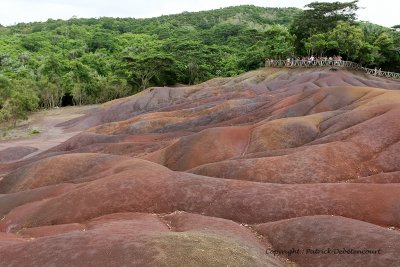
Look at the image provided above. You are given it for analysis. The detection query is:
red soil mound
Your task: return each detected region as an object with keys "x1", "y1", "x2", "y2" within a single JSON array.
[
  {"x1": 0, "y1": 68, "x2": 399, "y2": 266},
  {"x1": 0, "y1": 212, "x2": 286, "y2": 267},
  {"x1": 253, "y1": 215, "x2": 400, "y2": 267},
  {"x1": 1, "y1": 161, "x2": 399, "y2": 232}
]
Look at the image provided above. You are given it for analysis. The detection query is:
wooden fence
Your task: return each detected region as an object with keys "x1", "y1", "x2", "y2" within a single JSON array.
[{"x1": 265, "y1": 59, "x2": 400, "y2": 80}]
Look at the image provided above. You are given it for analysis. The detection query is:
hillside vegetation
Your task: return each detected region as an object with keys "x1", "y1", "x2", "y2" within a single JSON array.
[{"x1": 0, "y1": 2, "x2": 399, "y2": 126}]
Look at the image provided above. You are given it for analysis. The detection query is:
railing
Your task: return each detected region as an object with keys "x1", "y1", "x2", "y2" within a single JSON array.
[{"x1": 265, "y1": 59, "x2": 400, "y2": 80}]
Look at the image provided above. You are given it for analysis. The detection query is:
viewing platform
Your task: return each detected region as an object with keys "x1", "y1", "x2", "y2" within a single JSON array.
[{"x1": 265, "y1": 59, "x2": 400, "y2": 80}]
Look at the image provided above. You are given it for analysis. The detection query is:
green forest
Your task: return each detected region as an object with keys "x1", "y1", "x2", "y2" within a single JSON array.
[{"x1": 0, "y1": 1, "x2": 399, "y2": 126}]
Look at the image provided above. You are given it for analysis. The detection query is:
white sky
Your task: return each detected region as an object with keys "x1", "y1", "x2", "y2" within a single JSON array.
[{"x1": 0, "y1": 0, "x2": 398, "y2": 27}]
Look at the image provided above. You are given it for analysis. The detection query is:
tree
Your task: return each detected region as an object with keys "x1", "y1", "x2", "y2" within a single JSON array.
[
  {"x1": 123, "y1": 53, "x2": 175, "y2": 91},
  {"x1": 263, "y1": 25, "x2": 295, "y2": 59},
  {"x1": 161, "y1": 39, "x2": 226, "y2": 84},
  {"x1": 36, "y1": 55, "x2": 66, "y2": 108},
  {"x1": 0, "y1": 78, "x2": 38, "y2": 127},
  {"x1": 21, "y1": 35, "x2": 44, "y2": 52},
  {"x1": 374, "y1": 32, "x2": 394, "y2": 63},
  {"x1": 361, "y1": 22, "x2": 387, "y2": 43},
  {"x1": 87, "y1": 32, "x2": 116, "y2": 52},
  {"x1": 304, "y1": 33, "x2": 338, "y2": 56},
  {"x1": 329, "y1": 21, "x2": 364, "y2": 60},
  {"x1": 238, "y1": 49, "x2": 265, "y2": 71},
  {"x1": 357, "y1": 42, "x2": 379, "y2": 66},
  {"x1": 290, "y1": 1, "x2": 359, "y2": 53},
  {"x1": 0, "y1": 74, "x2": 11, "y2": 101},
  {"x1": 67, "y1": 61, "x2": 96, "y2": 105},
  {"x1": 212, "y1": 23, "x2": 245, "y2": 43},
  {"x1": 373, "y1": 32, "x2": 399, "y2": 69}
]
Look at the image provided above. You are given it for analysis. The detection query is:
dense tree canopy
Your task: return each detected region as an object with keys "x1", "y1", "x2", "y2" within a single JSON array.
[
  {"x1": 290, "y1": 1, "x2": 359, "y2": 53},
  {"x1": 330, "y1": 21, "x2": 364, "y2": 60},
  {"x1": 290, "y1": 1, "x2": 399, "y2": 71}
]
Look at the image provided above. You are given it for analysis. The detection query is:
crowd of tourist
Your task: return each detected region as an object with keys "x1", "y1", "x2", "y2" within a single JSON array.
[
  {"x1": 265, "y1": 56, "x2": 390, "y2": 77},
  {"x1": 266, "y1": 55, "x2": 344, "y2": 67}
]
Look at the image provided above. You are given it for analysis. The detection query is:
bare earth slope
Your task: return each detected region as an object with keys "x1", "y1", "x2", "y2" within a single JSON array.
[{"x1": 0, "y1": 68, "x2": 399, "y2": 267}]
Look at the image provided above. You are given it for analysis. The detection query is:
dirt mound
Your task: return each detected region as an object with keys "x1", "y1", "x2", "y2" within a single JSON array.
[
  {"x1": 254, "y1": 215, "x2": 400, "y2": 267},
  {"x1": 0, "y1": 67, "x2": 399, "y2": 266},
  {"x1": 59, "y1": 69, "x2": 400, "y2": 131},
  {"x1": 0, "y1": 212, "x2": 287, "y2": 267},
  {"x1": 1, "y1": 167, "x2": 399, "y2": 231},
  {"x1": 0, "y1": 146, "x2": 38, "y2": 163}
]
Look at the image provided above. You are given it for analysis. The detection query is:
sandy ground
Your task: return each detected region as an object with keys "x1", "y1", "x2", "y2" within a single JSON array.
[{"x1": 0, "y1": 105, "x2": 99, "y2": 158}]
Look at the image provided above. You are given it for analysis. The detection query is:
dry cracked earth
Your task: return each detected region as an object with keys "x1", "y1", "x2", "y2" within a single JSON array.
[{"x1": 0, "y1": 67, "x2": 400, "y2": 267}]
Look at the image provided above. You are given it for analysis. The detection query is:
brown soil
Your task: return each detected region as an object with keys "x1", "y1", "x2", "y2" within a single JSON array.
[{"x1": 0, "y1": 105, "x2": 99, "y2": 161}]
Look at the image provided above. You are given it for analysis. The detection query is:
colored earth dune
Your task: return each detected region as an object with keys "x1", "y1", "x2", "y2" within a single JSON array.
[{"x1": 0, "y1": 67, "x2": 399, "y2": 267}]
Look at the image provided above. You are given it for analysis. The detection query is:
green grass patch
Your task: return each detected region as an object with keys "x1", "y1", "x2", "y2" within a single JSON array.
[{"x1": 28, "y1": 129, "x2": 41, "y2": 135}]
